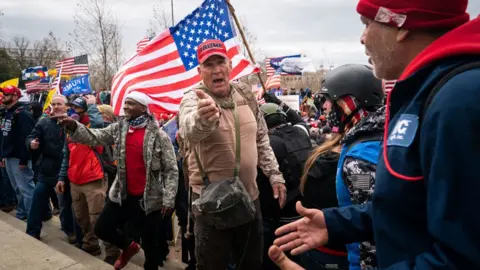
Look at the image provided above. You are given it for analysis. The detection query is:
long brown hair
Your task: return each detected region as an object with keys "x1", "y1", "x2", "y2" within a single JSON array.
[{"x1": 299, "y1": 133, "x2": 344, "y2": 194}]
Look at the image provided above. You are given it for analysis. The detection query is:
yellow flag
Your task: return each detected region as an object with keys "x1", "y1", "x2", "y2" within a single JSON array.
[
  {"x1": 0, "y1": 78, "x2": 19, "y2": 88},
  {"x1": 48, "y1": 68, "x2": 57, "y2": 77},
  {"x1": 43, "y1": 89, "x2": 56, "y2": 112}
]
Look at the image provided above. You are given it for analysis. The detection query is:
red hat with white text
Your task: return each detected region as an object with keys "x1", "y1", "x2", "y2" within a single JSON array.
[
  {"x1": 357, "y1": 0, "x2": 470, "y2": 30},
  {"x1": 197, "y1": 39, "x2": 228, "y2": 64}
]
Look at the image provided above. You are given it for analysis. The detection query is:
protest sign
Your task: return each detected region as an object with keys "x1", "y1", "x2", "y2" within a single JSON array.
[{"x1": 62, "y1": 75, "x2": 92, "y2": 96}]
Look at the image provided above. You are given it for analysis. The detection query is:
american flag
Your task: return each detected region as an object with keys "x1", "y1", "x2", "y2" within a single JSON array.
[
  {"x1": 265, "y1": 57, "x2": 276, "y2": 77},
  {"x1": 55, "y1": 55, "x2": 89, "y2": 76},
  {"x1": 383, "y1": 80, "x2": 396, "y2": 93},
  {"x1": 111, "y1": 0, "x2": 259, "y2": 115},
  {"x1": 50, "y1": 64, "x2": 64, "y2": 94},
  {"x1": 265, "y1": 70, "x2": 281, "y2": 90},
  {"x1": 137, "y1": 37, "x2": 151, "y2": 53},
  {"x1": 25, "y1": 78, "x2": 50, "y2": 93},
  {"x1": 258, "y1": 98, "x2": 266, "y2": 105}
]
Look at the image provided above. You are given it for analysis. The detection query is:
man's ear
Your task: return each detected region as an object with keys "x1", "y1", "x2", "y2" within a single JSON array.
[{"x1": 397, "y1": 29, "x2": 410, "y2": 42}]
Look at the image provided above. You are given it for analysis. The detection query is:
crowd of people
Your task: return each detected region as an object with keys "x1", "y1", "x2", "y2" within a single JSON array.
[{"x1": 1, "y1": 0, "x2": 480, "y2": 270}]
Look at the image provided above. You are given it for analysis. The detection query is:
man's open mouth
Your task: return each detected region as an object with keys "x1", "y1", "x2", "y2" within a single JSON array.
[{"x1": 213, "y1": 78, "x2": 224, "y2": 86}]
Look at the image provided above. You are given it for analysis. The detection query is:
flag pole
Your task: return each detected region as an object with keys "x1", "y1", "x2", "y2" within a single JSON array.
[
  {"x1": 225, "y1": 0, "x2": 267, "y2": 96},
  {"x1": 171, "y1": 0, "x2": 175, "y2": 26}
]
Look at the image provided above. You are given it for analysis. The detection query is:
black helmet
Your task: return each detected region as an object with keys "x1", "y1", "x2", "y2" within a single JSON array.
[{"x1": 320, "y1": 64, "x2": 384, "y2": 110}]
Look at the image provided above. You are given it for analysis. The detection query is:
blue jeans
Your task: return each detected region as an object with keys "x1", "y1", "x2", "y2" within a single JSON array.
[
  {"x1": 58, "y1": 181, "x2": 83, "y2": 244},
  {"x1": 0, "y1": 167, "x2": 16, "y2": 206},
  {"x1": 26, "y1": 181, "x2": 54, "y2": 238},
  {"x1": 5, "y1": 159, "x2": 35, "y2": 219},
  {"x1": 299, "y1": 249, "x2": 349, "y2": 270}
]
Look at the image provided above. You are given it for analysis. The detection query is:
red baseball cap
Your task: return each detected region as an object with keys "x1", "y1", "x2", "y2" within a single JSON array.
[
  {"x1": 197, "y1": 39, "x2": 228, "y2": 64},
  {"x1": 1, "y1": 85, "x2": 22, "y2": 97}
]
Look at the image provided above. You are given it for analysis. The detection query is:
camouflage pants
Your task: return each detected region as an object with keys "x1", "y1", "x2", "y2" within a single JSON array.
[{"x1": 193, "y1": 194, "x2": 263, "y2": 270}]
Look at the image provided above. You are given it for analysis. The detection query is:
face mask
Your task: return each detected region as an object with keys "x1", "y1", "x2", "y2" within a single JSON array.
[{"x1": 326, "y1": 105, "x2": 342, "y2": 129}]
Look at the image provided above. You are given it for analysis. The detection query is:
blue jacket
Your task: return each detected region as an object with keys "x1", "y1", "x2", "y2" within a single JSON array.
[
  {"x1": 323, "y1": 18, "x2": 480, "y2": 269},
  {"x1": 336, "y1": 140, "x2": 380, "y2": 270}
]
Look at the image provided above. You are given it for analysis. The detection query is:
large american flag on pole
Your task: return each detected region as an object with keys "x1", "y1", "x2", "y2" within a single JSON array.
[
  {"x1": 55, "y1": 55, "x2": 89, "y2": 76},
  {"x1": 111, "y1": 0, "x2": 259, "y2": 115}
]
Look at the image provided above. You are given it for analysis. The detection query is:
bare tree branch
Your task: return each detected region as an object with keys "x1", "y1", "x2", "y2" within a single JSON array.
[
  {"x1": 147, "y1": 3, "x2": 172, "y2": 37},
  {"x1": 9, "y1": 36, "x2": 31, "y2": 70},
  {"x1": 31, "y1": 31, "x2": 68, "y2": 68},
  {"x1": 70, "y1": 0, "x2": 124, "y2": 89},
  {"x1": 238, "y1": 15, "x2": 261, "y2": 63}
]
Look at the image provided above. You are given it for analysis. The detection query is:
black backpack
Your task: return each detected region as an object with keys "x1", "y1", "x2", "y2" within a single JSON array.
[
  {"x1": 421, "y1": 61, "x2": 480, "y2": 117},
  {"x1": 271, "y1": 125, "x2": 313, "y2": 202}
]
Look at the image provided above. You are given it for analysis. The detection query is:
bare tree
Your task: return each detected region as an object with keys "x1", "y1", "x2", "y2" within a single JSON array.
[
  {"x1": 70, "y1": 0, "x2": 124, "y2": 89},
  {"x1": 109, "y1": 23, "x2": 124, "y2": 72},
  {"x1": 9, "y1": 36, "x2": 31, "y2": 70},
  {"x1": 237, "y1": 16, "x2": 261, "y2": 63},
  {"x1": 32, "y1": 31, "x2": 68, "y2": 68},
  {"x1": 147, "y1": 3, "x2": 173, "y2": 37}
]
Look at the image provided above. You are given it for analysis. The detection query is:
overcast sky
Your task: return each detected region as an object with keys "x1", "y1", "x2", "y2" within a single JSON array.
[{"x1": 1, "y1": 0, "x2": 479, "y2": 68}]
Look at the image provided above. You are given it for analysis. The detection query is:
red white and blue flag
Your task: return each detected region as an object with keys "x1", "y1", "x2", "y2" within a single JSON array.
[
  {"x1": 383, "y1": 80, "x2": 396, "y2": 93},
  {"x1": 25, "y1": 78, "x2": 50, "y2": 93},
  {"x1": 55, "y1": 55, "x2": 89, "y2": 76},
  {"x1": 111, "y1": 0, "x2": 259, "y2": 115},
  {"x1": 136, "y1": 37, "x2": 152, "y2": 53}
]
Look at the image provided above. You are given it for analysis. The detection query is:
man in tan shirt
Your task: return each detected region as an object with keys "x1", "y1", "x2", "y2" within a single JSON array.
[{"x1": 179, "y1": 39, "x2": 287, "y2": 270}]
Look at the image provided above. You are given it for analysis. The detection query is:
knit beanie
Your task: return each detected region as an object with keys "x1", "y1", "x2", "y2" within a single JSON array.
[{"x1": 357, "y1": 0, "x2": 470, "y2": 30}]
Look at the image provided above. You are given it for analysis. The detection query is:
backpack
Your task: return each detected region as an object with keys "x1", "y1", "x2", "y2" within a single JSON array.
[
  {"x1": 92, "y1": 123, "x2": 117, "y2": 176},
  {"x1": 271, "y1": 125, "x2": 313, "y2": 202},
  {"x1": 421, "y1": 61, "x2": 480, "y2": 117}
]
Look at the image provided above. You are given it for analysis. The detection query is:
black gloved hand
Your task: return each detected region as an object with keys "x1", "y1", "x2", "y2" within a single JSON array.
[{"x1": 263, "y1": 92, "x2": 282, "y2": 105}]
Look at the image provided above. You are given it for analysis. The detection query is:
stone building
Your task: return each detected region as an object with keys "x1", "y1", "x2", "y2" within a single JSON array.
[{"x1": 241, "y1": 69, "x2": 330, "y2": 93}]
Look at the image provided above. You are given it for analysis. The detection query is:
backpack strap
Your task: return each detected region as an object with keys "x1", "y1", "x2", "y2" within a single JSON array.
[
  {"x1": 422, "y1": 61, "x2": 480, "y2": 117},
  {"x1": 231, "y1": 82, "x2": 258, "y2": 116},
  {"x1": 346, "y1": 131, "x2": 384, "y2": 152}
]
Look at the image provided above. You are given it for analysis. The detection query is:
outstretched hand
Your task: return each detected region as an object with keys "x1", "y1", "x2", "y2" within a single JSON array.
[
  {"x1": 51, "y1": 114, "x2": 78, "y2": 131},
  {"x1": 268, "y1": 245, "x2": 305, "y2": 270},
  {"x1": 196, "y1": 90, "x2": 220, "y2": 124},
  {"x1": 273, "y1": 201, "x2": 329, "y2": 255}
]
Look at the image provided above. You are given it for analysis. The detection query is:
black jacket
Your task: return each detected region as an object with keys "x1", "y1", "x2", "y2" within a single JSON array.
[
  {"x1": 1, "y1": 103, "x2": 35, "y2": 165},
  {"x1": 26, "y1": 117, "x2": 66, "y2": 185},
  {"x1": 302, "y1": 151, "x2": 347, "y2": 254},
  {"x1": 257, "y1": 124, "x2": 312, "y2": 222}
]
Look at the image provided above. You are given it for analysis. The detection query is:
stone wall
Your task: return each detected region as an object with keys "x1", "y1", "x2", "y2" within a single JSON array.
[{"x1": 240, "y1": 69, "x2": 330, "y2": 92}]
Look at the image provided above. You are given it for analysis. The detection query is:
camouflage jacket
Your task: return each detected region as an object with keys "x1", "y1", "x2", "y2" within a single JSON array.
[
  {"x1": 69, "y1": 116, "x2": 179, "y2": 214},
  {"x1": 178, "y1": 81, "x2": 284, "y2": 186}
]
